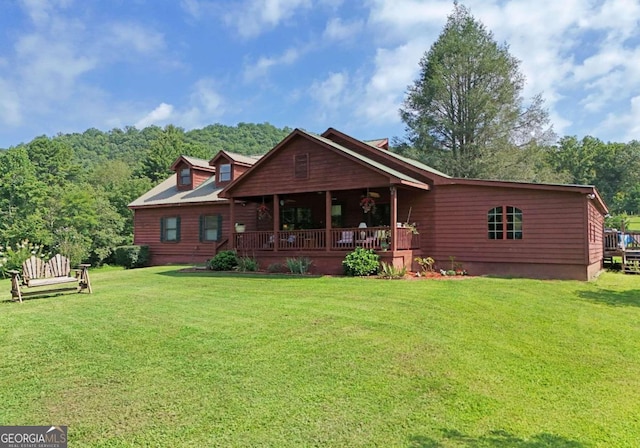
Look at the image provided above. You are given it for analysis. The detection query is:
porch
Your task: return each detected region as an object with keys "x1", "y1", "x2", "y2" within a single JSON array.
[{"x1": 233, "y1": 226, "x2": 419, "y2": 252}]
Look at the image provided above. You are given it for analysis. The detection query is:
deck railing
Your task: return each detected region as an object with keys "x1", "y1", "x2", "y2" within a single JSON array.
[
  {"x1": 604, "y1": 229, "x2": 640, "y2": 252},
  {"x1": 233, "y1": 227, "x2": 418, "y2": 252}
]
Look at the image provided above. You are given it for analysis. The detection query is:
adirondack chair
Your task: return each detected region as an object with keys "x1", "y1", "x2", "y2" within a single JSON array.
[{"x1": 9, "y1": 254, "x2": 92, "y2": 303}]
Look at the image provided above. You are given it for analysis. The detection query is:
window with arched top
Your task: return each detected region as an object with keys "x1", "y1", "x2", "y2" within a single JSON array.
[{"x1": 488, "y1": 206, "x2": 522, "y2": 240}]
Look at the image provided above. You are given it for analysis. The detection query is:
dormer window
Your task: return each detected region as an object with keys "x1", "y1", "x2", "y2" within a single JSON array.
[
  {"x1": 179, "y1": 167, "x2": 191, "y2": 185},
  {"x1": 219, "y1": 164, "x2": 231, "y2": 182}
]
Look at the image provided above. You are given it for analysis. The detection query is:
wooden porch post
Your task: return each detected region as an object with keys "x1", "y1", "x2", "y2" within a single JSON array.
[
  {"x1": 390, "y1": 186, "x2": 397, "y2": 251},
  {"x1": 229, "y1": 198, "x2": 236, "y2": 249},
  {"x1": 325, "y1": 190, "x2": 332, "y2": 252},
  {"x1": 273, "y1": 194, "x2": 280, "y2": 252}
]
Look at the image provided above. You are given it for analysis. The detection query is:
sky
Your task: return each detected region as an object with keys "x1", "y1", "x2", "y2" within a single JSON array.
[{"x1": 1, "y1": 0, "x2": 640, "y2": 149}]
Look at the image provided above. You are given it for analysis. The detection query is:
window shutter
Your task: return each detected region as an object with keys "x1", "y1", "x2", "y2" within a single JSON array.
[
  {"x1": 176, "y1": 216, "x2": 181, "y2": 242},
  {"x1": 199, "y1": 215, "x2": 204, "y2": 242},
  {"x1": 160, "y1": 218, "x2": 166, "y2": 242},
  {"x1": 217, "y1": 214, "x2": 223, "y2": 241}
]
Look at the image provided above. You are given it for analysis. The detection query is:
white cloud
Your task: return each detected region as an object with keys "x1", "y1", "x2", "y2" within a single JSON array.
[
  {"x1": 104, "y1": 22, "x2": 166, "y2": 55},
  {"x1": 600, "y1": 95, "x2": 640, "y2": 141},
  {"x1": 225, "y1": 0, "x2": 312, "y2": 38},
  {"x1": 135, "y1": 103, "x2": 174, "y2": 128},
  {"x1": 0, "y1": 78, "x2": 22, "y2": 126},
  {"x1": 357, "y1": 41, "x2": 427, "y2": 123},
  {"x1": 244, "y1": 47, "x2": 302, "y2": 81},
  {"x1": 19, "y1": 0, "x2": 73, "y2": 27},
  {"x1": 310, "y1": 72, "x2": 349, "y2": 108},
  {"x1": 134, "y1": 79, "x2": 226, "y2": 130},
  {"x1": 322, "y1": 17, "x2": 363, "y2": 41}
]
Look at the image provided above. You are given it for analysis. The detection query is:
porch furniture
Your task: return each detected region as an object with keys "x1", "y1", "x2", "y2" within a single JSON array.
[
  {"x1": 9, "y1": 254, "x2": 92, "y2": 303},
  {"x1": 337, "y1": 231, "x2": 354, "y2": 245}
]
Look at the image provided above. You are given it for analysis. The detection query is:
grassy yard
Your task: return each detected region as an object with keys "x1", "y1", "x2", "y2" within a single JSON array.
[
  {"x1": 627, "y1": 215, "x2": 640, "y2": 231},
  {"x1": 1, "y1": 267, "x2": 640, "y2": 447}
]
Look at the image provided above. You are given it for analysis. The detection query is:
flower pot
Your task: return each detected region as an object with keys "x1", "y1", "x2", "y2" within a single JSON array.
[{"x1": 235, "y1": 224, "x2": 246, "y2": 233}]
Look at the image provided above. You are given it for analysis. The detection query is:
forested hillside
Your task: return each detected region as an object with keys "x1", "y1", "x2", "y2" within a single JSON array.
[{"x1": 0, "y1": 122, "x2": 291, "y2": 268}]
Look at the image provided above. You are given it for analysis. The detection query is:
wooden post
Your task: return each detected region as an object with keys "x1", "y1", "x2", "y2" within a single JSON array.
[
  {"x1": 273, "y1": 194, "x2": 280, "y2": 252},
  {"x1": 229, "y1": 198, "x2": 236, "y2": 249},
  {"x1": 325, "y1": 190, "x2": 332, "y2": 251},
  {"x1": 390, "y1": 186, "x2": 398, "y2": 252}
]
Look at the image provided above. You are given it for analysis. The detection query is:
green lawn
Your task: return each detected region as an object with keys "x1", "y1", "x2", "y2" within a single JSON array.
[
  {"x1": 627, "y1": 215, "x2": 640, "y2": 231},
  {"x1": 1, "y1": 267, "x2": 640, "y2": 447}
]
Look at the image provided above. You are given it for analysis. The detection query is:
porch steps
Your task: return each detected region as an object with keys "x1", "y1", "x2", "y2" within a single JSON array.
[{"x1": 623, "y1": 250, "x2": 640, "y2": 274}]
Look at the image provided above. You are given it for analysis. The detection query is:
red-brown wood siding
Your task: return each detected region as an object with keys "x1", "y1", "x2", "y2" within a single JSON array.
[
  {"x1": 429, "y1": 184, "x2": 590, "y2": 265},
  {"x1": 587, "y1": 198, "x2": 604, "y2": 264},
  {"x1": 192, "y1": 169, "x2": 212, "y2": 188},
  {"x1": 229, "y1": 135, "x2": 391, "y2": 197},
  {"x1": 133, "y1": 203, "x2": 256, "y2": 265},
  {"x1": 396, "y1": 188, "x2": 435, "y2": 252},
  {"x1": 324, "y1": 134, "x2": 436, "y2": 185}
]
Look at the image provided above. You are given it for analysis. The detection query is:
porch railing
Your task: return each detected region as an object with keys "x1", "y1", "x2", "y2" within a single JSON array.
[{"x1": 233, "y1": 227, "x2": 418, "y2": 252}]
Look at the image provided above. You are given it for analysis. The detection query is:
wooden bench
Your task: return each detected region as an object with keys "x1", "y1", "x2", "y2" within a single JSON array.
[{"x1": 9, "y1": 254, "x2": 92, "y2": 303}]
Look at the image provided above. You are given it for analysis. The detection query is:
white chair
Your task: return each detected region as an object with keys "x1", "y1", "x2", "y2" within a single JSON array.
[{"x1": 337, "y1": 231, "x2": 354, "y2": 245}]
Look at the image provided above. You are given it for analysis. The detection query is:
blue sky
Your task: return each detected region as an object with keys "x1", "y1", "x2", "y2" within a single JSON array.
[{"x1": 1, "y1": 0, "x2": 640, "y2": 149}]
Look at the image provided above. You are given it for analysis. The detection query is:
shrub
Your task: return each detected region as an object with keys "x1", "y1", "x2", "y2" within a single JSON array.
[
  {"x1": 0, "y1": 240, "x2": 49, "y2": 278},
  {"x1": 237, "y1": 256, "x2": 259, "y2": 272},
  {"x1": 415, "y1": 256, "x2": 435, "y2": 273},
  {"x1": 209, "y1": 250, "x2": 238, "y2": 271},
  {"x1": 342, "y1": 247, "x2": 380, "y2": 276},
  {"x1": 114, "y1": 245, "x2": 150, "y2": 269},
  {"x1": 286, "y1": 257, "x2": 312, "y2": 274},
  {"x1": 379, "y1": 261, "x2": 407, "y2": 279}
]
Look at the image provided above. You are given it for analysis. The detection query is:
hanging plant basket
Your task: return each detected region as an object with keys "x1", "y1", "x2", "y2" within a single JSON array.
[
  {"x1": 257, "y1": 204, "x2": 271, "y2": 221},
  {"x1": 360, "y1": 197, "x2": 376, "y2": 213}
]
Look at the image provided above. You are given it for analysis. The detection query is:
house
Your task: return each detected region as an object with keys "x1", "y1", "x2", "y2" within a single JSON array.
[{"x1": 129, "y1": 127, "x2": 608, "y2": 280}]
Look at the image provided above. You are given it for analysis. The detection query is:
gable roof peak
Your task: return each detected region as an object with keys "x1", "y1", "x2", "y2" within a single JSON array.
[{"x1": 169, "y1": 155, "x2": 215, "y2": 172}]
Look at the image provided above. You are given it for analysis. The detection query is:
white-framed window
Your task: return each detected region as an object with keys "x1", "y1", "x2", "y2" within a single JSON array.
[
  {"x1": 161, "y1": 216, "x2": 180, "y2": 242},
  {"x1": 219, "y1": 164, "x2": 231, "y2": 182}
]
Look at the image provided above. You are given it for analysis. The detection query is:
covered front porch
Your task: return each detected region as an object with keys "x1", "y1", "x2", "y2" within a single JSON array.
[{"x1": 229, "y1": 187, "x2": 421, "y2": 254}]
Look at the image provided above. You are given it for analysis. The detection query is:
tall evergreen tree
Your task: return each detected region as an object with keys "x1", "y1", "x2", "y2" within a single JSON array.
[{"x1": 399, "y1": 3, "x2": 552, "y2": 179}]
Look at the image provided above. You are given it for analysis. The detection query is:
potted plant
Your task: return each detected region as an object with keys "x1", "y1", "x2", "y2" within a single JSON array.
[{"x1": 234, "y1": 223, "x2": 246, "y2": 233}]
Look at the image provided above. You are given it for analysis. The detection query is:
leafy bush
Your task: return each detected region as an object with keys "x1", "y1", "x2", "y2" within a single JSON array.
[
  {"x1": 379, "y1": 261, "x2": 407, "y2": 279},
  {"x1": 0, "y1": 240, "x2": 49, "y2": 278},
  {"x1": 209, "y1": 250, "x2": 238, "y2": 271},
  {"x1": 415, "y1": 256, "x2": 435, "y2": 273},
  {"x1": 237, "y1": 256, "x2": 259, "y2": 272},
  {"x1": 342, "y1": 247, "x2": 380, "y2": 276},
  {"x1": 286, "y1": 257, "x2": 312, "y2": 274},
  {"x1": 114, "y1": 245, "x2": 150, "y2": 269}
]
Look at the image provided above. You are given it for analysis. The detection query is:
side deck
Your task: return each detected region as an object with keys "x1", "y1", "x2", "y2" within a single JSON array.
[{"x1": 604, "y1": 229, "x2": 640, "y2": 273}]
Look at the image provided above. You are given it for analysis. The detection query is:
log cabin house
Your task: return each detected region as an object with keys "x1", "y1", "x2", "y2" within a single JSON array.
[{"x1": 129, "y1": 127, "x2": 609, "y2": 280}]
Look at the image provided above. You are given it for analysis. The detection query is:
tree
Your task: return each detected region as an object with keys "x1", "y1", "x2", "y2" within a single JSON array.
[
  {"x1": 548, "y1": 136, "x2": 640, "y2": 213},
  {"x1": 399, "y1": 3, "x2": 552, "y2": 179}
]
